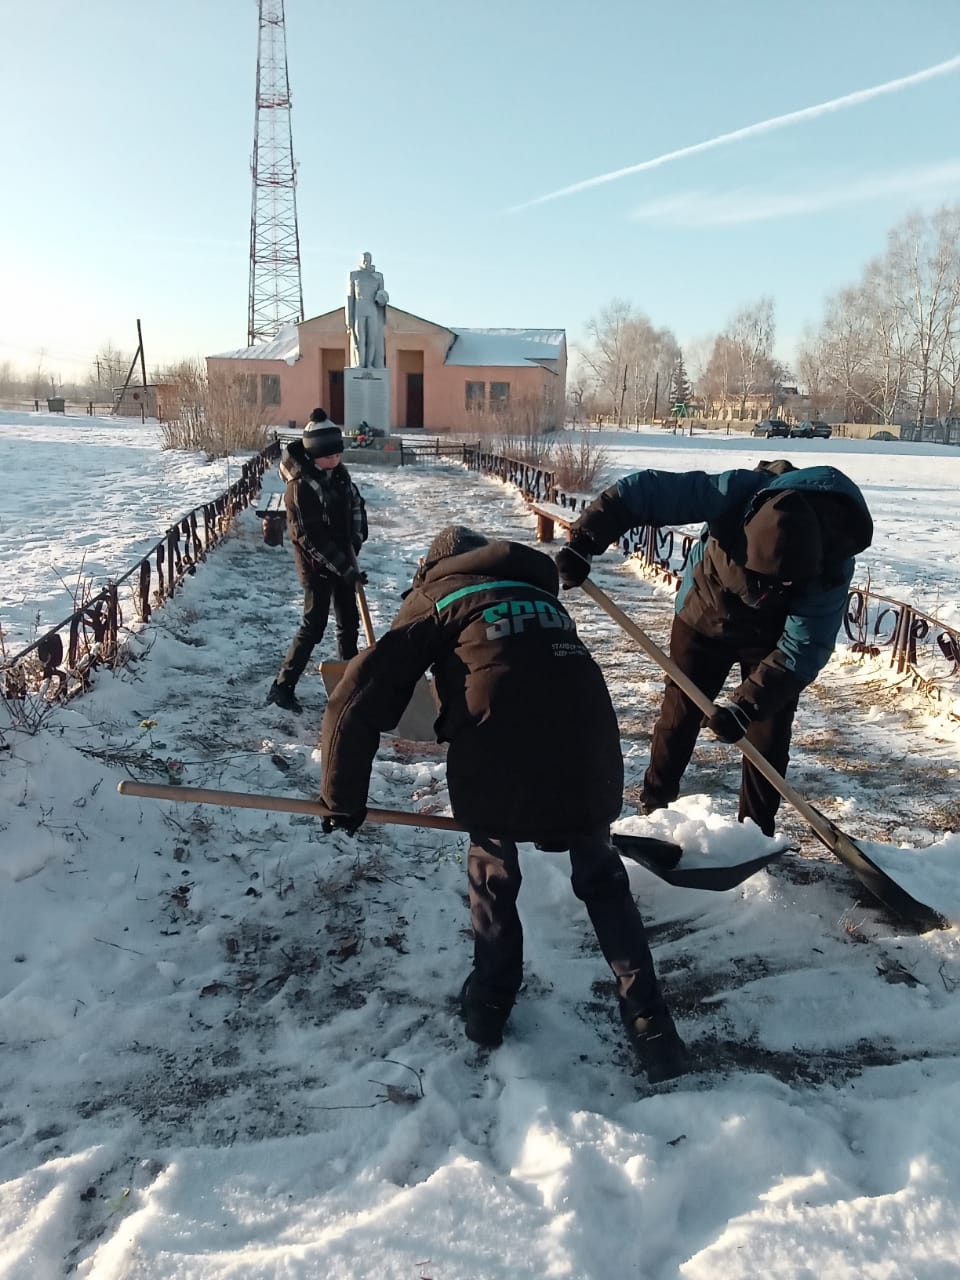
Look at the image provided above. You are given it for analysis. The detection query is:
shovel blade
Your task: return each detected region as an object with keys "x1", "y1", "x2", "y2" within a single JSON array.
[
  {"x1": 319, "y1": 660, "x2": 439, "y2": 744},
  {"x1": 612, "y1": 833, "x2": 784, "y2": 890},
  {"x1": 812, "y1": 817, "x2": 948, "y2": 932}
]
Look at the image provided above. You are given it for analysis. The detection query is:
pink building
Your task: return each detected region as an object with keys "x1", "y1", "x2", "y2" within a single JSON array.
[{"x1": 207, "y1": 306, "x2": 566, "y2": 433}]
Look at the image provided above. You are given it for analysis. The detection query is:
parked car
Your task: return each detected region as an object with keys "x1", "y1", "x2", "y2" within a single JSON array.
[
  {"x1": 790, "y1": 420, "x2": 833, "y2": 439},
  {"x1": 870, "y1": 430, "x2": 897, "y2": 441},
  {"x1": 753, "y1": 419, "x2": 790, "y2": 438}
]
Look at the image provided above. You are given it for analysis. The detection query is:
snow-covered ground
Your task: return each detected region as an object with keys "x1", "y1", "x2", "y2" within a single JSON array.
[{"x1": 2, "y1": 411, "x2": 960, "y2": 1278}]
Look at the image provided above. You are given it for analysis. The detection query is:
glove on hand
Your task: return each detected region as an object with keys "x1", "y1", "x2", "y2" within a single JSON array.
[
  {"x1": 703, "y1": 701, "x2": 753, "y2": 743},
  {"x1": 556, "y1": 541, "x2": 593, "y2": 590},
  {"x1": 320, "y1": 807, "x2": 367, "y2": 836},
  {"x1": 341, "y1": 565, "x2": 367, "y2": 588}
]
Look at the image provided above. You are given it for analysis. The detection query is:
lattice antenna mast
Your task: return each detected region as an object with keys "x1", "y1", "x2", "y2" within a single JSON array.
[{"x1": 247, "y1": 0, "x2": 304, "y2": 346}]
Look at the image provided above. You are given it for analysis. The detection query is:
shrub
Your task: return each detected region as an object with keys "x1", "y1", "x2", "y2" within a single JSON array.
[
  {"x1": 549, "y1": 435, "x2": 609, "y2": 493},
  {"x1": 159, "y1": 361, "x2": 271, "y2": 458},
  {"x1": 469, "y1": 393, "x2": 560, "y2": 464}
]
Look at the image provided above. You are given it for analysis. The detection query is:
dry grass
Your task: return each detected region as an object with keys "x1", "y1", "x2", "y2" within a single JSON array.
[
  {"x1": 549, "y1": 436, "x2": 609, "y2": 492},
  {"x1": 159, "y1": 360, "x2": 271, "y2": 458}
]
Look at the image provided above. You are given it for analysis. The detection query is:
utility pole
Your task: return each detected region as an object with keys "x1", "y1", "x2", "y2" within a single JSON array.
[
  {"x1": 247, "y1": 0, "x2": 304, "y2": 346},
  {"x1": 112, "y1": 319, "x2": 148, "y2": 418}
]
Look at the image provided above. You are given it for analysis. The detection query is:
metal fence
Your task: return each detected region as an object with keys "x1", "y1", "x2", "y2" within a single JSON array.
[{"x1": 1, "y1": 448, "x2": 271, "y2": 711}]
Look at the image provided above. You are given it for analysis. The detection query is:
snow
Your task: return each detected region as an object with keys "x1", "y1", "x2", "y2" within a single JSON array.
[
  {"x1": 2, "y1": 410, "x2": 960, "y2": 1278},
  {"x1": 444, "y1": 328, "x2": 565, "y2": 366},
  {"x1": 208, "y1": 325, "x2": 301, "y2": 362}
]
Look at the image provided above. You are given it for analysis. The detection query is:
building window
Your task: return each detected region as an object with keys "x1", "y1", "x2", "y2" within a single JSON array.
[
  {"x1": 261, "y1": 374, "x2": 281, "y2": 406},
  {"x1": 237, "y1": 375, "x2": 258, "y2": 406},
  {"x1": 490, "y1": 382, "x2": 510, "y2": 410},
  {"x1": 465, "y1": 381, "x2": 485, "y2": 411}
]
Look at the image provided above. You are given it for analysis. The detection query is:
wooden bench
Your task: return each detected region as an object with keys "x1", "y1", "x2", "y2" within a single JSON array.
[
  {"x1": 255, "y1": 492, "x2": 286, "y2": 545},
  {"x1": 529, "y1": 500, "x2": 578, "y2": 543}
]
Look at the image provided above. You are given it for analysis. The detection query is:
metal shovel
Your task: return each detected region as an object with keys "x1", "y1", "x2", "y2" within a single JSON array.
[
  {"x1": 319, "y1": 578, "x2": 439, "y2": 743},
  {"x1": 580, "y1": 578, "x2": 947, "y2": 931}
]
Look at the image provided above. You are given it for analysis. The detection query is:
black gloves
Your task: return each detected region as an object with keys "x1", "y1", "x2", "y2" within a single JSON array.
[
  {"x1": 556, "y1": 539, "x2": 593, "y2": 590},
  {"x1": 704, "y1": 701, "x2": 752, "y2": 743},
  {"x1": 320, "y1": 807, "x2": 367, "y2": 836},
  {"x1": 341, "y1": 565, "x2": 368, "y2": 588}
]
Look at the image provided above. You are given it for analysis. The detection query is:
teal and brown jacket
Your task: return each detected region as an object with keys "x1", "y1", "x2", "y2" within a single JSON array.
[{"x1": 569, "y1": 464, "x2": 873, "y2": 720}]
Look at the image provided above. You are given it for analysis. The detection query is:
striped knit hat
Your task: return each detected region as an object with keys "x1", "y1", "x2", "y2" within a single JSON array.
[{"x1": 303, "y1": 411, "x2": 344, "y2": 458}]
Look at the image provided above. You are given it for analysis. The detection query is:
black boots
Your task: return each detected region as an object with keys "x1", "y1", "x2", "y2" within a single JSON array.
[
  {"x1": 624, "y1": 1008, "x2": 689, "y2": 1084},
  {"x1": 459, "y1": 976, "x2": 514, "y2": 1048},
  {"x1": 266, "y1": 680, "x2": 303, "y2": 714}
]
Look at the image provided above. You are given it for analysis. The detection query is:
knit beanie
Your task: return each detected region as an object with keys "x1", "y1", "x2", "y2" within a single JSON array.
[
  {"x1": 744, "y1": 491, "x2": 823, "y2": 581},
  {"x1": 303, "y1": 421, "x2": 344, "y2": 458},
  {"x1": 425, "y1": 526, "x2": 489, "y2": 563}
]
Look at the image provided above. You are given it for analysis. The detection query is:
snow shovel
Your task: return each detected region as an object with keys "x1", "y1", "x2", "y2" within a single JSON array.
[
  {"x1": 580, "y1": 579, "x2": 948, "y2": 931},
  {"x1": 319, "y1": 578, "x2": 438, "y2": 743},
  {"x1": 116, "y1": 781, "x2": 771, "y2": 891}
]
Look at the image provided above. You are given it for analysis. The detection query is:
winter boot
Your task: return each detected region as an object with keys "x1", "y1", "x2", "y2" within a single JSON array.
[
  {"x1": 625, "y1": 1008, "x2": 689, "y2": 1084},
  {"x1": 459, "y1": 975, "x2": 513, "y2": 1049},
  {"x1": 266, "y1": 680, "x2": 303, "y2": 714}
]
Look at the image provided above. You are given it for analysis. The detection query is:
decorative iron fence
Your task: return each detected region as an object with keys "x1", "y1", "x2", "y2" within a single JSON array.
[
  {"x1": 1, "y1": 448, "x2": 271, "y2": 712},
  {"x1": 844, "y1": 589, "x2": 960, "y2": 712}
]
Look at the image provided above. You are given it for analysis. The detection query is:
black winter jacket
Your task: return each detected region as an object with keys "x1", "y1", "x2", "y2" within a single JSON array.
[
  {"x1": 280, "y1": 441, "x2": 367, "y2": 583},
  {"x1": 319, "y1": 541, "x2": 624, "y2": 841}
]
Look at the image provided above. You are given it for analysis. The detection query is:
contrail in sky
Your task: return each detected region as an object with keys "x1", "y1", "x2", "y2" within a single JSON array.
[{"x1": 505, "y1": 54, "x2": 960, "y2": 214}]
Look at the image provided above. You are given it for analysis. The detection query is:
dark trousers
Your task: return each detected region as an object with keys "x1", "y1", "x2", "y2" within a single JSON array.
[
  {"x1": 467, "y1": 827, "x2": 665, "y2": 1023},
  {"x1": 277, "y1": 573, "x2": 360, "y2": 689},
  {"x1": 643, "y1": 615, "x2": 799, "y2": 837}
]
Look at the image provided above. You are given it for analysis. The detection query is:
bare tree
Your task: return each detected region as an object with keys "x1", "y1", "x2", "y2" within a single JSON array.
[
  {"x1": 731, "y1": 298, "x2": 776, "y2": 420},
  {"x1": 888, "y1": 208, "x2": 960, "y2": 425},
  {"x1": 700, "y1": 334, "x2": 737, "y2": 418},
  {"x1": 579, "y1": 301, "x2": 679, "y2": 426},
  {"x1": 808, "y1": 204, "x2": 960, "y2": 427}
]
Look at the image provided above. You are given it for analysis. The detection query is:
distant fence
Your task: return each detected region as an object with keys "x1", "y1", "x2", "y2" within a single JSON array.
[
  {"x1": 1, "y1": 446, "x2": 272, "y2": 716},
  {"x1": 0, "y1": 398, "x2": 131, "y2": 418}
]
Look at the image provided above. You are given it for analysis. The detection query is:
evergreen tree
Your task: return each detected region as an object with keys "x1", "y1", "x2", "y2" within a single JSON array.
[{"x1": 670, "y1": 353, "x2": 691, "y2": 412}]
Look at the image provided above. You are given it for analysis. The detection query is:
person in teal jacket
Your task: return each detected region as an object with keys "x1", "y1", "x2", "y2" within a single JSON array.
[{"x1": 556, "y1": 463, "x2": 873, "y2": 836}]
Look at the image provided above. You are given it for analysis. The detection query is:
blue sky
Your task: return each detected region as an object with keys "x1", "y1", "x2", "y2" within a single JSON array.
[{"x1": 2, "y1": 0, "x2": 959, "y2": 381}]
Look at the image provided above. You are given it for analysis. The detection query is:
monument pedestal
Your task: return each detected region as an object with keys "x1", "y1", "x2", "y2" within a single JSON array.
[{"x1": 344, "y1": 367, "x2": 391, "y2": 433}]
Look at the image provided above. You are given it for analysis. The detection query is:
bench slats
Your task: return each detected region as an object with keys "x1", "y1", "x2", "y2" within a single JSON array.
[{"x1": 255, "y1": 492, "x2": 285, "y2": 519}]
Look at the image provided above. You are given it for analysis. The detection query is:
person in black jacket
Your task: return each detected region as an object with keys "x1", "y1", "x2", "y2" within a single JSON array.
[
  {"x1": 318, "y1": 526, "x2": 687, "y2": 1085},
  {"x1": 556, "y1": 464, "x2": 873, "y2": 836},
  {"x1": 266, "y1": 409, "x2": 367, "y2": 714}
]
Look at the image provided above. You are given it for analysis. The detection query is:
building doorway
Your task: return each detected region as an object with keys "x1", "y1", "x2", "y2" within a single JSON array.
[
  {"x1": 328, "y1": 370, "x2": 344, "y2": 424},
  {"x1": 406, "y1": 373, "x2": 424, "y2": 430}
]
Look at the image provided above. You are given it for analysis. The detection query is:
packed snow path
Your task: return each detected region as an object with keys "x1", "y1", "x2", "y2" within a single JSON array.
[{"x1": 2, "y1": 458, "x2": 959, "y2": 1278}]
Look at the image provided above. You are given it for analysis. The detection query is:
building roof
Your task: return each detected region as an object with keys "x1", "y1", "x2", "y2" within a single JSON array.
[
  {"x1": 443, "y1": 328, "x2": 566, "y2": 368},
  {"x1": 209, "y1": 325, "x2": 301, "y2": 362},
  {"x1": 207, "y1": 322, "x2": 567, "y2": 370}
]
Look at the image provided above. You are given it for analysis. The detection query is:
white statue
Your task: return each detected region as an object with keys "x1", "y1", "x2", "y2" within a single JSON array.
[{"x1": 346, "y1": 251, "x2": 389, "y2": 368}]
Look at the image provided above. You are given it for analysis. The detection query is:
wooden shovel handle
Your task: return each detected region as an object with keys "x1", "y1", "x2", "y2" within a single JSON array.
[
  {"x1": 580, "y1": 578, "x2": 835, "y2": 843},
  {"x1": 349, "y1": 546, "x2": 376, "y2": 648},
  {"x1": 117, "y1": 780, "x2": 461, "y2": 831},
  {"x1": 355, "y1": 580, "x2": 376, "y2": 648}
]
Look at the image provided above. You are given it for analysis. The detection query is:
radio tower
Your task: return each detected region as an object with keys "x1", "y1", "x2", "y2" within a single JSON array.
[{"x1": 247, "y1": 0, "x2": 304, "y2": 346}]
